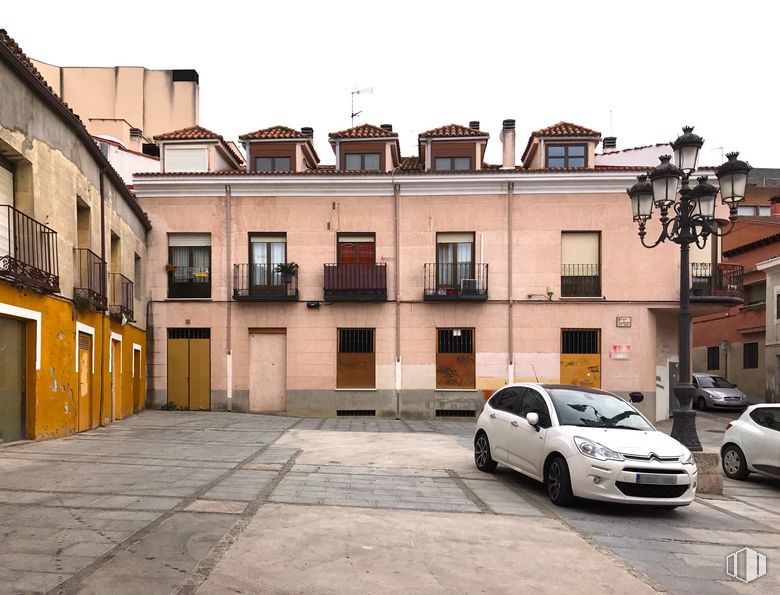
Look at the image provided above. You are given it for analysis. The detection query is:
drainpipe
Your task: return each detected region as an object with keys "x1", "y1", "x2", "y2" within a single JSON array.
[
  {"x1": 507, "y1": 181, "x2": 514, "y2": 383},
  {"x1": 98, "y1": 169, "x2": 107, "y2": 425},
  {"x1": 225, "y1": 184, "x2": 233, "y2": 412},
  {"x1": 394, "y1": 181, "x2": 401, "y2": 418}
]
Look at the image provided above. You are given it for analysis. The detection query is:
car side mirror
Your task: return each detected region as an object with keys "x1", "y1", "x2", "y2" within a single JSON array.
[
  {"x1": 526, "y1": 412, "x2": 540, "y2": 429},
  {"x1": 629, "y1": 392, "x2": 644, "y2": 403}
]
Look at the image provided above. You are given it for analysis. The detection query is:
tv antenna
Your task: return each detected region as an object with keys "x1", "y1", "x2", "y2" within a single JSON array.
[{"x1": 351, "y1": 87, "x2": 373, "y2": 127}]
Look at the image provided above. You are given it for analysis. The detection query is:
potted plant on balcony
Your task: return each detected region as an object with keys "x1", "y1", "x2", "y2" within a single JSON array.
[
  {"x1": 274, "y1": 262, "x2": 299, "y2": 283},
  {"x1": 164, "y1": 264, "x2": 176, "y2": 272}
]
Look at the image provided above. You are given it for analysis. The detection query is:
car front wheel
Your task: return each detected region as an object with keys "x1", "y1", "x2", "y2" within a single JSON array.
[
  {"x1": 474, "y1": 432, "x2": 498, "y2": 473},
  {"x1": 546, "y1": 456, "x2": 575, "y2": 506},
  {"x1": 696, "y1": 396, "x2": 708, "y2": 411},
  {"x1": 722, "y1": 444, "x2": 750, "y2": 480}
]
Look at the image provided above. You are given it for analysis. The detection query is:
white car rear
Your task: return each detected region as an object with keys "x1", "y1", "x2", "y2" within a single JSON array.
[
  {"x1": 474, "y1": 383, "x2": 697, "y2": 507},
  {"x1": 721, "y1": 405, "x2": 780, "y2": 480}
]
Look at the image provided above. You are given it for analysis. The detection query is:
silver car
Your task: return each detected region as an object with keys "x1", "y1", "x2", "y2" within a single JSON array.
[{"x1": 692, "y1": 373, "x2": 748, "y2": 411}]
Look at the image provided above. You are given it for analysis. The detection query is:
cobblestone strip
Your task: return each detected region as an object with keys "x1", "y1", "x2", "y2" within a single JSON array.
[
  {"x1": 173, "y1": 449, "x2": 303, "y2": 595},
  {"x1": 446, "y1": 469, "x2": 491, "y2": 513},
  {"x1": 50, "y1": 438, "x2": 289, "y2": 595}
]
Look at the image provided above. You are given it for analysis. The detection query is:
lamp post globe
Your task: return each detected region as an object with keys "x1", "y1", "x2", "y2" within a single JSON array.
[{"x1": 716, "y1": 152, "x2": 752, "y2": 206}]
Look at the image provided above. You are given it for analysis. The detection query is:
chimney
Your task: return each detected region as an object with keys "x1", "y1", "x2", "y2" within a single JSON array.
[
  {"x1": 301, "y1": 127, "x2": 314, "y2": 139},
  {"x1": 380, "y1": 123, "x2": 393, "y2": 132},
  {"x1": 469, "y1": 120, "x2": 480, "y2": 130},
  {"x1": 501, "y1": 119, "x2": 516, "y2": 170},
  {"x1": 602, "y1": 136, "x2": 617, "y2": 150},
  {"x1": 770, "y1": 196, "x2": 780, "y2": 218}
]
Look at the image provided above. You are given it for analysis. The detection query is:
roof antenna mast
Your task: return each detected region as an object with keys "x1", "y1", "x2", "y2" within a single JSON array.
[{"x1": 351, "y1": 87, "x2": 373, "y2": 127}]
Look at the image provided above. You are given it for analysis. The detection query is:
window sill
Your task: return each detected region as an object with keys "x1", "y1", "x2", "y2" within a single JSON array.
[
  {"x1": 559, "y1": 296, "x2": 605, "y2": 301},
  {"x1": 334, "y1": 388, "x2": 377, "y2": 391}
]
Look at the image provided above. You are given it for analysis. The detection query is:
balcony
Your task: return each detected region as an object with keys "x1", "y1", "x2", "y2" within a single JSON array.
[
  {"x1": 233, "y1": 263, "x2": 298, "y2": 301},
  {"x1": 691, "y1": 262, "x2": 744, "y2": 304},
  {"x1": 0, "y1": 205, "x2": 59, "y2": 293},
  {"x1": 109, "y1": 272, "x2": 134, "y2": 321},
  {"x1": 423, "y1": 263, "x2": 488, "y2": 301},
  {"x1": 74, "y1": 248, "x2": 107, "y2": 310},
  {"x1": 168, "y1": 265, "x2": 210, "y2": 299},
  {"x1": 561, "y1": 264, "x2": 601, "y2": 297},
  {"x1": 324, "y1": 263, "x2": 387, "y2": 301}
]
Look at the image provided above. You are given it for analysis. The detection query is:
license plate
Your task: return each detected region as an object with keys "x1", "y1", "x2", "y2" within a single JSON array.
[{"x1": 635, "y1": 473, "x2": 678, "y2": 485}]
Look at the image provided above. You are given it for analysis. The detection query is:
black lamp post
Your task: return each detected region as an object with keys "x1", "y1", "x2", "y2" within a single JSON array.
[{"x1": 627, "y1": 127, "x2": 751, "y2": 450}]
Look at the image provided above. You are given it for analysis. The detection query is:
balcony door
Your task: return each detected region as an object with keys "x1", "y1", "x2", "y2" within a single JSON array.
[
  {"x1": 0, "y1": 161, "x2": 13, "y2": 258},
  {"x1": 436, "y1": 232, "x2": 474, "y2": 293},
  {"x1": 337, "y1": 234, "x2": 375, "y2": 264},
  {"x1": 168, "y1": 233, "x2": 211, "y2": 298},
  {"x1": 561, "y1": 232, "x2": 600, "y2": 297},
  {"x1": 250, "y1": 235, "x2": 286, "y2": 296}
]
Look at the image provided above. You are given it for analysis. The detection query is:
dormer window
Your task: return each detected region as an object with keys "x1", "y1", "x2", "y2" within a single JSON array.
[
  {"x1": 345, "y1": 153, "x2": 381, "y2": 171},
  {"x1": 434, "y1": 157, "x2": 472, "y2": 171},
  {"x1": 546, "y1": 144, "x2": 587, "y2": 169},
  {"x1": 255, "y1": 156, "x2": 291, "y2": 172},
  {"x1": 154, "y1": 126, "x2": 244, "y2": 173},
  {"x1": 164, "y1": 146, "x2": 208, "y2": 173}
]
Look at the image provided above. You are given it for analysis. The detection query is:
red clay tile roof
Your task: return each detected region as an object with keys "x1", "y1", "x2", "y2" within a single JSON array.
[
  {"x1": 0, "y1": 29, "x2": 151, "y2": 230},
  {"x1": 239, "y1": 125, "x2": 307, "y2": 141},
  {"x1": 329, "y1": 124, "x2": 397, "y2": 139},
  {"x1": 154, "y1": 125, "x2": 224, "y2": 141},
  {"x1": 531, "y1": 121, "x2": 601, "y2": 138},
  {"x1": 418, "y1": 124, "x2": 488, "y2": 138}
]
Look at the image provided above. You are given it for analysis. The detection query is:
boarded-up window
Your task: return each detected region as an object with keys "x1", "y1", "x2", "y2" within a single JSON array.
[
  {"x1": 164, "y1": 146, "x2": 208, "y2": 173},
  {"x1": 560, "y1": 328, "x2": 600, "y2": 388},
  {"x1": 337, "y1": 329, "x2": 375, "y2": 389},
  {"x1": 436, "y1": 328, "x2": 475, "y2": 389}
]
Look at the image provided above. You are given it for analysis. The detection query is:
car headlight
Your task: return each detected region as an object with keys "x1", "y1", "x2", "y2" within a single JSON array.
[
  {"x1": 710, "y1": 393, "x2": 725, "y2": 400},
  {"x1": 680, "y1": 448, "x2": 694, "y2": 465},
  {"x1": 573, "y1": 436, "x2": 624, "y2": 462}
]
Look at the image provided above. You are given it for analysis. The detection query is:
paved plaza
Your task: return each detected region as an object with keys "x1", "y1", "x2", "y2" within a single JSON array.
[{"x1": 0, "y1": 410, "x2": 778, "y2": 594}]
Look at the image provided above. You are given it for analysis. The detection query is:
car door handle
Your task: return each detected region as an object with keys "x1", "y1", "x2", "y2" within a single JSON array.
[
  {"x1": 510, "y1": 420, "x2": 519, "y2": 427},
  {"x1": 490, "y1": 413, "x2": 496, "y2": 419}
]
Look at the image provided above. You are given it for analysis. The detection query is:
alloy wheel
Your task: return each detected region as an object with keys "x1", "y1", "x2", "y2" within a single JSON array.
[
  {"x1": 475, "y1": 436, "x2": 488, "y2": 467},
  {"x1": 723, "y1": 449, "x2": 741, "y2": 475},
  {"x1": 548, "y1": 462, "x2": 561, "y2": 500}
]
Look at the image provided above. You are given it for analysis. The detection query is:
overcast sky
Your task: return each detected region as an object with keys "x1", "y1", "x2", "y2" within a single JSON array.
[{"x1": 3, "y1": 1, "x2": 777, "y2": 166}]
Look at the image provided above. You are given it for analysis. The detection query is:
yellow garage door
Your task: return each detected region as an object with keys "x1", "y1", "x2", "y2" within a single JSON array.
[
  {"x1": 167, "y1": 328, "x2": 210, "y2": 410},
  {"x1": 560, "y1": 329, "x2": 601, "y2": 389}
]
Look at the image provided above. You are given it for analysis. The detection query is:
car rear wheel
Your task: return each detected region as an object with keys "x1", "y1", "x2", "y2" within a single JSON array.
[
  {"x1": 722, "y1": 444, "x2": 750, "y2": 480},
  {"x1": 696, "y1": 396, "x2": 708, "y2": 411},
  {"x1": 546, "y1": 456, "x2": 575, "y2": 507},
  {"x1": 474, "y1": 432, "x2": 497, "y2": 473}
]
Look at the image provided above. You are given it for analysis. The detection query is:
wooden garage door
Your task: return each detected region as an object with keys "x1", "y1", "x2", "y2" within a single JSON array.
[
  {"x1": 560, "y1": 329, "x2": 601, "y2": 388},
  {"x1": 0, "y1": 317, "x2": 25, "y2": 443},
  {"x1": 337, "y1": 329, "x2": 375, "y2": 389},
  {"x1": 436, "y1": 328, "x2": 475, "y2": 389},
  {"x1": 167, "y1": 328, "x2": 211, "y2": 410}
]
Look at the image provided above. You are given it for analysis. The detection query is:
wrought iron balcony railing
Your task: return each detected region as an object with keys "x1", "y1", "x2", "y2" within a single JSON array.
[
  {"x1": 74, "y1": 248, "x2": 107, "y2": 310},
  {"x1": 690, "y1": 262, "x2": 744, "y2": 300},
  {"x1": 233, "y1": 263, "x2": 298, "y2": 301},
  {"x1": 561, "y1": 263, "x2": 601, "y2": 297},
  {"x1": 0, "y1": 205, "x2": 59, "y2": 293},
  {"x1": 323, "y1": 263, "x2": 387, "y2": 301},
  {"x1": 168, "y1": 265, "x2": 210, "y2": 298},
  {"x1": 109, "y1": 272, "x2": 134, "y2": 320},
  {"x1": 423, "y1": 262, "x2": 488, "y2": 300}
]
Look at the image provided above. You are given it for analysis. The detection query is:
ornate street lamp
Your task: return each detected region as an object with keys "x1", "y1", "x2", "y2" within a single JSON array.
[{"x1": 626, "y1": 126, "x2": 751, "y2": 450}]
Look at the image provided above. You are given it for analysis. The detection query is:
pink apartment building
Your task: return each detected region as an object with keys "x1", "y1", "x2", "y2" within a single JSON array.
[{"x1": 133, "y1": 120, "x2": 735, "y2": 422}]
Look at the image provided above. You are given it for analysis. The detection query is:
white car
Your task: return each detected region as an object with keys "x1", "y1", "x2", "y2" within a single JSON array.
[
  {"x1": 721, "y1": 404, "x2": 780, "y2": 481},
  {"x1": 474, "y1": 383, "x2": 698, "y2": 508}
]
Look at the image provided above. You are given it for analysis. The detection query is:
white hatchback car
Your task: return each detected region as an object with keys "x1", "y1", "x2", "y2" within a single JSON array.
[
  {"x1": 721, "y1": 404, "x2": 780, "y2": 481},
  {"x1": 474, "y1": 383, "x2": 698, "y2": 507}
]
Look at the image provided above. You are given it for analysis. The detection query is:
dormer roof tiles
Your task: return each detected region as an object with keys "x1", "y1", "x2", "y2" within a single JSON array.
[
  {"x1": 530, "y1": 121, "x2": 601, "y2": 138},
  {"x1": 154, "y1": 125, "x2": 224, "y2": 141},
  {"x1": 239, "y1": 125, "x2": 308, "y2": 141},
  {"x1": 329, "y1": 123, "x2": 398, "y2": 139},
  {"x1": 418, "y1": 124, "x2": 488, "y2": 138}
]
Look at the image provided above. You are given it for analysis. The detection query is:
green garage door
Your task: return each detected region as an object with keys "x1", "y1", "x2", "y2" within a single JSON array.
[{"x1": 0, "y1": 316, "x2": 26, "y2": 443}]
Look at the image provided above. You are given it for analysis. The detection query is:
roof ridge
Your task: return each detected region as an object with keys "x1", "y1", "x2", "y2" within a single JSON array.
[{"x1": 154, "y1": 124, "x2": 223, "y2": 141}]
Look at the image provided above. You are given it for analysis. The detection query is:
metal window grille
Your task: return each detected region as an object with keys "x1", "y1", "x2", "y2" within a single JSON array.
[
  {"x1": 437, "y1": 329, "x2": 474, "y2": 354},
  {"x1": 338, "y1": 329, "x2": 374, "y2": 353},
  {"x1": 167, "y1": 328, "x2": 210, "y2": 340},
  {"x1": 706, "y1": 346, "x2": 719, "y2": 370},
  {"x1": 336, "y1": 409, "x2": 376, "y2": 417},
  {"x1": 561, "y1": 329, "x2": 599, "y2": 354}
]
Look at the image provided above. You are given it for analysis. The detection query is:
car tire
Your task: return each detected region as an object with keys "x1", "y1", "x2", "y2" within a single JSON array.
[
  {"x1": 722, "y1": 444, "x2": 750, "y2": 480},
  {"x1": 546, "y1": 456, "x2": 575, "y2": 507},
  {"x1": 696, "y1": 396, "x2": 708, "y2": 411},
  {"x1": 474, "y1": 432, "x2": 498, "y2": 473}
]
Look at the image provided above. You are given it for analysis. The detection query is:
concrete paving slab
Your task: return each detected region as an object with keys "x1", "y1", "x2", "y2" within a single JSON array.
[
  {"x1": 185, "y1": 499, "x2": 247, "y2": 514},
  {"x1": 197, "y1": 503, "x2": 656, "y2": 595}
]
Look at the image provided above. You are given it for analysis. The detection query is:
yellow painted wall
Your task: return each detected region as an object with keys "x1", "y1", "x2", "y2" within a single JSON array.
[{"x1": 0, "y1": 283, "x2": 145, "y2": 441}]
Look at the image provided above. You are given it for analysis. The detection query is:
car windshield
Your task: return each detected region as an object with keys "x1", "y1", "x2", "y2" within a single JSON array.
[
  {"x1": 696, "y1": 375, "x2": 735, "y2": 389},
  {"x1": 547, "y1": 388, "x2": 654, "y2": 431}
]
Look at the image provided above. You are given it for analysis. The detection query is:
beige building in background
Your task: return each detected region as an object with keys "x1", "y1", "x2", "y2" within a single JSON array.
[{"x1": 31, "y1": 59, "x2": 199, "y2": 151}]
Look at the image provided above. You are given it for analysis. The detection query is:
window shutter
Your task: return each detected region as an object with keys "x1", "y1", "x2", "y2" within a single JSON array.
[
  {"x1": 164, "y1": 146, "x2": 208, "y2": 173},
  {"x1": 437, "y1": 232, "x2": 474, "y2": 244},
  {"x1": 561, "y1": 232, "x2": 599, "y2": 266},
  {"x1": 168, "y1": 233, "x2": 211, "y2": 247}
]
